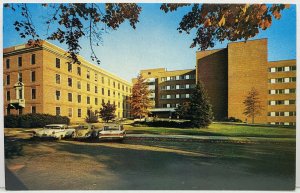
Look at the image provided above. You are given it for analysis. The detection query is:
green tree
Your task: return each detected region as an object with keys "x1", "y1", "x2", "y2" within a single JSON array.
[
  {"x1": 175, "y1": 102, "x2": 190, "y2": 119},
  {"x1": 5, "y1": 3, "x2": 290, "y2": 64},
  {"x1": 243, "y1": 87, "x2": 263, "y2": 124},
  {"x1": 187, "y1": 81, "x2": 214, "y2": 128},
  {"x1": 99, "y1": 102, "x2": 116, "y2": 122},
  {"x1": 85, "y1": 107, "x2": 99, "y2": 123},
  {"x1": 129, "y1": 74, "x2": 151, "y2": 120}
]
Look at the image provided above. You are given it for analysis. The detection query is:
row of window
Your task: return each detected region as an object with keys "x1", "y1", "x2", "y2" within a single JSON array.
[
  {"x1": 56, "y1": 91, "x2": 127, "y2": 108},
  {"x1": 161, "y1": 103, "x2": 180, "y2": 108},
  {"x1": 55, "y1": 107, "x2": 126, "y2": 118},
  {"x1": 268, "y1": 111, "x2": 296, "y2": 117},
  {"x1": 6, "y1": 89, "x2": 36, "y2": 101},
  {"x1": 268, "y1": 88, "x2": 296, "y2": 95},
  {"x1": 268, "y1": 100, "x2": 296, "y2": 105},
  {"x1": 55, "y1": 74, "x2": 131, "y2": 94},
  {"x1": 5, "y1": 54, "x2": 36, "y2": 69},
  {"x1": 55, "y1": 58, "x2": 130, "y2": 91},
  {"x1": 161, "y1": 74, "x2": 196, "y2": 82},
  {"x1": 5, "y1": 71, "x2": 36, "y2": 85},
  {"x1": 268, "y1": 122, "x2": 296, "y2": 126},
  {"x1": 269, "y1": 66, "x2": 296, "y2": 73},
  {"x1": 161, "y1": 94, "x2": 190, "y2": 99},
  {"x1": 268, "y1": 77, "x2": 296, "y2": 84},
  {"x1": 160, "y1": 84, "x2": 196, "y2": 90}
]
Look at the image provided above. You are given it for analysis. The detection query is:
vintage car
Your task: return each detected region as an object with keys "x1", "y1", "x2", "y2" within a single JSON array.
[
  {"x1": 32, "y1": 124, "x2": 75, "y2": 140},
  {"x1": 72, "y1": 124, "x2": 98, "y2": 139},
  {"x1": 98, "y1": 124, "x2": 126, "y2": 141}
]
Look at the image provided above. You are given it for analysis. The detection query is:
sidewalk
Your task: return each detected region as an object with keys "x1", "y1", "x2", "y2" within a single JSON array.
[{"x1": 126, "y1": 134, "x2": 295, "y2": 144}]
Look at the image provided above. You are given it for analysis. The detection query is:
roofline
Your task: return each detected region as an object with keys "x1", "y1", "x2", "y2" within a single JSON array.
[
  {"x1": 196, "y1": 38, "x2": 268, "y2": 53},
  {"x1": 4, "y1": 40, "x2": 132, "y2": 86},
  {"x1": 268, "y1": 59, "x2": 296, "y2": 62}
]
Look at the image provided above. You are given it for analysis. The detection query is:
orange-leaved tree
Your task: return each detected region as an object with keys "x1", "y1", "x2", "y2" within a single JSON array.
[{"x1": 129, "y1": 74, "x2": 151, "y2": 120}]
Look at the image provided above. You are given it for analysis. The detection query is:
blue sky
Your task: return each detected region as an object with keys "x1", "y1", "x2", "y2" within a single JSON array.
[{"x1": 3, "y1": 4, "x2": 296, "y2": 81}]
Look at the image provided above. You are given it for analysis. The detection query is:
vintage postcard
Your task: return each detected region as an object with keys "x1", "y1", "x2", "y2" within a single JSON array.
[{"x1": 2, "y1": 2, "x2": 297, "y2": 190}]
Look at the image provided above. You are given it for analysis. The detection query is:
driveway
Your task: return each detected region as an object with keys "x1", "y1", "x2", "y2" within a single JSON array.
[{"x1": 4, "y1": 130, "x2": 296, "y2": 190}]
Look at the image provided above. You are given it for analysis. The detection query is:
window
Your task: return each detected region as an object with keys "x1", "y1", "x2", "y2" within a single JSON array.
[
  {"x1": 18, "y1": 56, "x2": 22, "y2": 67},
  {"x1": 87, "y1": 96, "x2": 90, "y2": 104},
  {"x1": 68, "y1": 93, "x2": 72, "y2": 102},
  {"x1": 56, "y1": 107, "x2": 61, "y2": 116},
  {"x1": 56, "y1": 58, "x2": 60, "y2": 68},
  {"x1": 186, "y1": 94, "x2": 190, "y2": 98},
  {"x1": 170, "y1": 76, "x2": 176, "y2": 81},
  {"x1": 95, "y1": 73, "x2": 98, "y2": 82},
  {"x1": 290, "y1": 66, "x2": 296, "y2": 71},
  {"x1": 77, "y1": 81, "x2": 81, "y2": 89},
  {"x1": 170, "y1": 85, "x2": 176, "y2": 90},
  {"x1": 190, "y1": 74, "x2": 196, "y2": 79},
  {"x1": 180, "y1": 84, "x2": 185, "y2": 89},
  {"x1": 6, "y1": 75, "x2": 10, "y2": 85},
  {"x1": 55, "y1": 90, "x2": 61, "y2": 100},
  {"x1": 31, "y1": 88, "x2": 36, "y2": 99},
  {"x1": 102, "y1": 88, "x2": 105, "y2": 95},
  {"x1": 68, "y1": 63, "x2": 72, "y2": 72},
  {"x1": 102, "y1": 77, "x2": 105, "y2": 84},
  {"x1": 68, "y1": 108, "x2": 73, "y2": 117},
  {"x1": 161, "y1": 77, "x2": 167, "y2": 82},
  {"x1": 108, "y1": 79, "x2": 111, "y2": 85},
  {"x1": 78, "y1": 109, "x2": 82, "y2": 117},
  {"x1": 68, "y1": 77, "x2": 72, "y2": 87},
  {"x1": 56, "y1": 74, "x2": 61, "y2": 84},
  {"x1": 102, "y1": 99, "x2": 105, "y2": 105},
  {"x1": 113, "y1": 81, "x2": 116, "y2": 88},
  {"x1": 87, "y1": 83, "x2": 90, "y2": 91},
  {"x1": 6, "y1": 91, "x2": 10, "y2": 101},
  {"x1": 118, "y1": 102, "x2": 120, "y2": 108},
  {"x1": 32, "y1": 106, "x2": 36, "y2": 114},
  {"x1": 108, "y1": 89, "x2": 110, "y2": 96},
  {"x1": 31, "y1": 71, "x2": 36, "y2": 82},
  {"x1": 95, "y1": 86, "x2": 98, "y2": 93},
  {"x1": 31, "y1": 54, "x2": 36, "y2": 64},
  {"x1": 179, "y1": 75, "x2": 185, "y2": 80},
  {"x1": 18, "y1": 73, "x2": 22, "y2": 82},
  {"x1": 87, "y1": 70, "x2": 90, "y2": 79},
  {"x1": 78, "y1": 95, "x2": 81, "y2": 103},
  {"x1": 77, "y1": 66, "x2": 81, "y2": 76},
  {"x1": 95, "y1": 98, "x2": 98, "y2": 105},
  {"x1": 6, "y1": 59, "x2": 10, "y2": 69},
  {"x1": 118, "y1": 83, "x2": 120, "y2": 89}
]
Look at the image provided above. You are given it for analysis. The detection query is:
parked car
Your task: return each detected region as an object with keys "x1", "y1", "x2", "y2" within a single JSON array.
[
  {"x1": 98, "y1": 124, "x2": 126, "y2": 141},
  {"x1": 32, "y1": 124, "x2": 75, "y2": 140},
  {"x1": 72, "y1": 124, "x2": 98, "y2": 139}
]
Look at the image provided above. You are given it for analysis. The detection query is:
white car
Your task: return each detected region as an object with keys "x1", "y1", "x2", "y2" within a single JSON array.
[
  {"x1": 33, "y1": 124, "x2": 75, "y2": 140},
  {"x1": 99, "y1": 124, "x2": 126, "y2": 141}
]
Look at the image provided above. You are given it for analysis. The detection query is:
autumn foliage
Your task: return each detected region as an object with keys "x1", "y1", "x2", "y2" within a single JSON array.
[{"x1": 129, "y1": 74, "x2": 152, "y2": 119}]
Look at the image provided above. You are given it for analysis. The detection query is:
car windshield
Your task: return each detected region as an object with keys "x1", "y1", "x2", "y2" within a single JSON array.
[
  {"x1": 44, "y1": 126, "x2": 62, "y2": 129},
  {"x1": 103, "y1": 126, "x2": 119, "y2": 131}
]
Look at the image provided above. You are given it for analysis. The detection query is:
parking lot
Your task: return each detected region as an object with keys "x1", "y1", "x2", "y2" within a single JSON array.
[{"x1": 5, "y1": 129, "x2": 296, "y2": 190}]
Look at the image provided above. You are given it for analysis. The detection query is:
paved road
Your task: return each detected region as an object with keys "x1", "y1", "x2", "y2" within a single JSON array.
[{"x1": 4, "y1": 133, "x2": 296, "y2": 190}]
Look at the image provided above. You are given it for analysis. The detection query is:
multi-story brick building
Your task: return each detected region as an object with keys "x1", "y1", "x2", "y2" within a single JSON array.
[
  {"x1": 3, "y1": 41, "x2": 132, "y2": 123},
  {"x1": 133, "y1": 68, "x2": 196, "y2": 118},
  {"x1": 196, "y1": 38, "x2": 296, "y2": 125}
]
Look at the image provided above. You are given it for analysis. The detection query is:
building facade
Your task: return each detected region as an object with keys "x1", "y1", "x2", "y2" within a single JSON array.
[
  {"x1": 196, "y1": 39, "x2": 296, "y2": 125},
  {"x1": 3, "y1": 41, "x2": 132, "y2": 123},
  {"x1": 134, "y1": 68, "x2": 196, "y2": 118}
]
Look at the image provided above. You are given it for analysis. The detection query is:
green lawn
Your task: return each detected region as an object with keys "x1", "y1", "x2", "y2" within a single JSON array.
[{"x1": 125, "y1": 123, "x2": 296, "y2": 138}]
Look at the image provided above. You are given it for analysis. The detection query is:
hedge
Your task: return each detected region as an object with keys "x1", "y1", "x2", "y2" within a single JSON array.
[
  {"x1": 133, "y1": 120, "x2": 194, "y2": 128},
  {"x1": 5, "y1": 113, "x2": 70, "y2": 128}
]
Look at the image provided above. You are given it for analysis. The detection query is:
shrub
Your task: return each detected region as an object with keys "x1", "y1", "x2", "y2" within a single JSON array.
[
  {"x1": 4, "y1": 114, "x2": 19, "y2": 128},
  {"x1": 222, "y1": 117, "x2": 243, "y2": 123},
  {"x1": 133, "y1": 120, "x2": 194, "y2": 128},
  {"x1": 4, "y1": 113, "x2": 70, "y2": 128}
]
